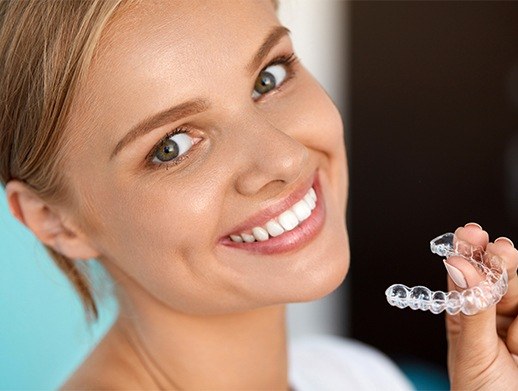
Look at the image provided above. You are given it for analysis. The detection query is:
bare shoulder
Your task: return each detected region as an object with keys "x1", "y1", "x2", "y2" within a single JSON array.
[{"x1": 60, "y1": 322, "x2": 152, "y2": 390}]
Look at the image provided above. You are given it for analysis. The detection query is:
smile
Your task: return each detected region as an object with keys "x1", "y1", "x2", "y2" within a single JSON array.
[
  {"x1": 220, "y1": 172, "x2": 326, "y2": 254},
  {"x1": 229, "y1": 186, "x2": 317, "y2": 243}
]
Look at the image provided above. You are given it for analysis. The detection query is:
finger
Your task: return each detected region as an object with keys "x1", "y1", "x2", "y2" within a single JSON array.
[
  {"x1": 445, "y1": 267, "x2": 499, "y2": 365},
  {"x1": 446, "y1": 223, "x2": 489, "y2": 337},
  {"x1": 445, "y1": 224, "x2": 498, "y2": 358},
  {"x1": 445, "y1": 257, "x2": 496, "y2": 362},
  {"x1": 444, "y1": 255, "x2": 483, "y2": 289},
  {"x1": 444, "y1": 224, "x2": 489, "y2": 289},
  {"x1": 445, "y1": 274, "x2": 461, "y2": 362},
  {"x1": 487, "y1": 238, "x2": 518, "y2": 316},
  {"x1": 496, "y1": 314, "x2": 513, "y2": 339},
  {"x1": 454, "y1": 223, "x2": 489, "y2": 250},
  {"x1": 506, "y1": 315, "x2": 518, "y2": 356}
]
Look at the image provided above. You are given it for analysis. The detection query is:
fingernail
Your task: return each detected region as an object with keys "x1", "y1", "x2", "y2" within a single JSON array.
[
  {"x1": 443, "y1": 260, "x2": 468, "y2": 288},
  {"x1": 464, "y1": 222, "x2": 482, "y2": 230},
  {"x1": 495, "y1": 237, "x2": 515, "y2": 247}
]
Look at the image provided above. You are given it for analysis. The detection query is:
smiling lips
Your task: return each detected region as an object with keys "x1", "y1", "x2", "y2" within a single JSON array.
[{"x1": 228, "y1": 186, "x2": 317, "y2": 243}]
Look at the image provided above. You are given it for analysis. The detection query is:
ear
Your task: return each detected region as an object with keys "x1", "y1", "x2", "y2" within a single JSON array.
[{"x1": 4, "y1": 180, "x2": 100, "y2": 260}]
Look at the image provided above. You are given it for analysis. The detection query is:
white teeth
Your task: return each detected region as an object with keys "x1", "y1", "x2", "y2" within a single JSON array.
[
  {"x1": 304, "y1": 194, "x2": 316, "y2": 210},
  {"x1": 278, "y1": 210, "x2": 299, "y2": 231},
  {"x1": 230, "y1": 234, "x2": 243, "y2": 243},
  {"x1": 292, "y1": 199, "x2": 312, "y2": 222},
  {"x1": 241, "y1": 233, "x2": 255, "y2": 243},
  {"x1": 265, "y1": 220, "x2": 285, "y2": 237},
  {"x1": 228, "y1": 186, "x2": 318, "y2": 243},
  {"x1": 252, "y1": 227, "x2": 269, "y2": 241},
  {"x1": 309, "y1": 187, "x2": 317, "y2": 201}
]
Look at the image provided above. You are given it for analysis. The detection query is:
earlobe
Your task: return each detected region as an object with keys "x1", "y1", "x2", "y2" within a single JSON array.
[
  {"x1": 4, "y1": 180, "x2": 100, "y2": 260},
  {"x1": 53, "y1": 224, "x2": 101, "y2": 260}
]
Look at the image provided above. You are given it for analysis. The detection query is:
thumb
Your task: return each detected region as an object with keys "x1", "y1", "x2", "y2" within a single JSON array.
[{"x1": 445, "y1": 255, "x2": 498, "y2": 367}]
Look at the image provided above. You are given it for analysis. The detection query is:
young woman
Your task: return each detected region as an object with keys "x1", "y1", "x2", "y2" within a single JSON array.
[{"x1": 1, "y1": 1, "x2": 517, "y2": 389}]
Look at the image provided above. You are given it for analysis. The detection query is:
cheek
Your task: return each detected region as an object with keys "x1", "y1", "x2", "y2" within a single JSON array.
[
  {"x1": 276, "y1": 70, "x2": 345, "y2": 151},
  {"x1": 88, "y1": 174, "x2": 222, "y2": 273},
  {"x1": 84, "y1": 175, "x2": 240, "y2": 313},
  {"x1": 281, "y1": 76, "x2": 348, "y2": 205},
  {"x1": 121, "y1": 183, "x2": 216, "y2": 247}
]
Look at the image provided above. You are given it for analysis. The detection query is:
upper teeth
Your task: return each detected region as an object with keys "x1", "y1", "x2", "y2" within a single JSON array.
[{"x1": 229, "y1": 187, "x2": 317, "y2": 243}]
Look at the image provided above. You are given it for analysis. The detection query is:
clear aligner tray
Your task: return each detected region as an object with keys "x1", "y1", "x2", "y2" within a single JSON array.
[{"x1": 385, "y1": 232, "x2": 508, "y2": 316}]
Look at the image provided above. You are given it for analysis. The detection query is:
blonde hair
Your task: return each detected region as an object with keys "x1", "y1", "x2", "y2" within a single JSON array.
[
  {"x1": 0, "y1": 0, "x2": 280, "y2": 322},
  {"x1": 0, "y1": 0, "x2": 136, "y2": 321}
]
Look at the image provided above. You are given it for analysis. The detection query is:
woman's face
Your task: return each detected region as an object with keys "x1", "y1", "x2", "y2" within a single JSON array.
[{"x1": 64, "y1": 0, "x2": 349, "y2": 315}]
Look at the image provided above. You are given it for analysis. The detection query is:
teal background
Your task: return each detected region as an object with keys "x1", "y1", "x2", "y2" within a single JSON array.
[{"x1": 0, "y1": 189, "x2": 117, "y2": 390}]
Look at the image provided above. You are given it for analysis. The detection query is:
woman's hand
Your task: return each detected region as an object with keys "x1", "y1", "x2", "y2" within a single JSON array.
[{"x1": 446, "y1": 223, "x2": 518, "y2": 390}]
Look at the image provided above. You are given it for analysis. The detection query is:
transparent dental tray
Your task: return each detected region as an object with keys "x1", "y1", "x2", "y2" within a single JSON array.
[{"x1": 385, "y1": 232, "x2": 508, "y2": 316}]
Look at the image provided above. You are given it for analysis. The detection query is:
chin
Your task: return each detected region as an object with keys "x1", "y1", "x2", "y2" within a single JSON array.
[
  {"x1": 300, "y1": 244, "x2": 349, "y2": 302},
  {"x1": 273, "y1": 229, "x2": 351, "y2": 305}
]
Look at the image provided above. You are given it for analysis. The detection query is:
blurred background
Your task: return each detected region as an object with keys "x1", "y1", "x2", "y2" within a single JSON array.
[
  {"x1": 2, "y1": 1, "x2": 518, "y2": 389},
  {"x1": 349, "y1": 1, "x2": 518, "y2": 388}
]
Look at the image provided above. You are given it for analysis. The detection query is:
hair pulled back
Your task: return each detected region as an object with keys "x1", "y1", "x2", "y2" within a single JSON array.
[{"x1": 0, "y1": 0, "x2": 134, "y2": 321}]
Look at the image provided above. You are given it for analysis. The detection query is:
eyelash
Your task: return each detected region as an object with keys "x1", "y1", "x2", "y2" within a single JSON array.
[
  {"x1": 146, "y1": 52, "x2": 300, "y2": 170},
  {"x1": 145, "y1": 127, "x2": 190, "y2": 170},
  {"x1": 254, "y1": 52, "x2": 299, "y2": 101}
]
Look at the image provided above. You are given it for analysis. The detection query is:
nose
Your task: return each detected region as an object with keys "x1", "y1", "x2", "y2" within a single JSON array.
[{"x1": 232, "y1": 114, "x2": 308, "y2": 197}]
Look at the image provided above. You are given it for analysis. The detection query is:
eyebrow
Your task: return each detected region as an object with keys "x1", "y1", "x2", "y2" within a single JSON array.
[
  {"x1": 110, "y1": 25, "x2": 291, "y2": 160},
  {"x1": 110, "y1": 99, "x2": 209, "y2": 160},
  {"x1": 246, "y1": 25, "x2": 291, "y2": 75}
]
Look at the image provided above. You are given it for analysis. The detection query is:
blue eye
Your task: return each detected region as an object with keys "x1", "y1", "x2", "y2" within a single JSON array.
[
  {"x1": 152, "y1": 132, "x2": 194, "y2": 164},
  {"x1": 252, "y1": 63, "x2": 288, "y2": 100}
]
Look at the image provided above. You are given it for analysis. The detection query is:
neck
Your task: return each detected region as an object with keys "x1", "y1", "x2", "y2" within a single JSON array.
[{"x1": 114, "y1": 296, "x2": 289, "y2": 390}]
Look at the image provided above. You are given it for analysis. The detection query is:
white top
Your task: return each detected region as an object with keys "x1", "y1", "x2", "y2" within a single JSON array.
[{"x1": 289, "y1": 335, "x2": 415, "y2": 391}]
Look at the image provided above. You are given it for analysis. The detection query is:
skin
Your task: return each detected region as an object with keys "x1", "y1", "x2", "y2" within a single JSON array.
[
  {"x1": 5, "y1": 1, "x2": 518, "y2": 390},
  {"x1": 7, "y1": 1, "x2": 349, "y2": 389},
  {"x1": 445, "y1": 224, "x2": 518, "y2": 390}
]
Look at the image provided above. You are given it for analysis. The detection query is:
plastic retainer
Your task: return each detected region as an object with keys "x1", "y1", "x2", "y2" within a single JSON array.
[{"x1": 385, "y1": 232, "x2": 508, "y2": 316}]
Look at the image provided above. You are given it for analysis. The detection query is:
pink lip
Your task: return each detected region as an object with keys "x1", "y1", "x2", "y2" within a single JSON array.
[{"x1": 219, "y1": 171, "x2": 325, "y2": 255}]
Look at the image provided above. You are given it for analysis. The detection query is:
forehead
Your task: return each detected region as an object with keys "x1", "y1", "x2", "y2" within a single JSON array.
[
  {"x1": 70, "y1": 0, "x2": 280, "y2": 150},
  {"x1": 99, "y1": 0, "x2": 278, "y2": 67}
]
